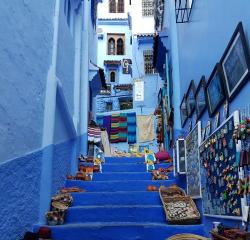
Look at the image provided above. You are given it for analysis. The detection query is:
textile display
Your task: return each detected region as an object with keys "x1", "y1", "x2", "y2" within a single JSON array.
[
  {"x1": 101, "y1": 130, "x2": 111, "y2": 157},
  {"x1": 127, "y1": 112, "x2": 137, "y2": 144},
  {"x1": 103, "y1": 115, "x2": 112, "y2": 137},
  {"x1": 119, "y1": 113, "x2": 128, "y2": 142},
  {"x1": 110, "y1": 114, "x2": 120, "y2": 143},
  {"x1": 88, "y1": 127, "x2": 101, "y2": 143},
  {"x1": 137, "y1": 115, "x2": 154, "y2": 143}
]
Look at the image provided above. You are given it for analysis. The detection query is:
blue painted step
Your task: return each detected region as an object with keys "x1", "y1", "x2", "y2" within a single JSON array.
[
  {"x1": 102, "y1": 163, "x2": 172, "y2": 172},
  {"x1": 105, "y1": 157, "x2": 145, "y2": 164},
  {"x1": 71, "y1": 191, "x2": 162, "y2": 206},
  {"x1": 34, "y1": 223, "x2": 206, "y2": 240},
  {"x1": 65, "y1": 179, "x2": 176, "y2": 192},
  {"x1": 65, "y1": 205, "x2": 165, "y2": 223},
  {"x1": 93, "y1": 172, "x2": 174, "y2": 181}
]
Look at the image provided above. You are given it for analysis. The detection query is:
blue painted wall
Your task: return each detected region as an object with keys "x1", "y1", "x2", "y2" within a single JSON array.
[
  {"x1": 168, "y1": 0, "x2": 250, "y2": 234},
  {"x1": 0, "y1": 0, "x2": 54, "y2": 163},
  {"x1": 0, "y1": 0, "x2": 95, "y2": 238},
  {"x1": 0, "y1": 151, "x2": 42, "y2": 240},
  {"x1": 56, "y1": 1, "x2": 75, "y2": 116},
  {"x1": 176, "y1": 0, "x2": 250, "y2": 133}
]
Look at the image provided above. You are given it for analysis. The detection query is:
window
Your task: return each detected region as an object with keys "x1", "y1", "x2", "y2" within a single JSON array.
[
  {"x1": 106, "y1": 102, "x2": 113, "y2": 111},
  {"x1": 109, "y1": 0, "x2": 116, "y2": 13},
  {"x1": 142, "y1": 0, "x2": 154, "y2": 17},
  {"x1": 119, "y1": 97, "x2": 133, "y2": 110},
  {"x1": 107, "y1": 34, "x2": 125, "y2": 55},
  {"x1": 108, "y1": 38, "x2": 116, "y2": 55},
  {"x1": 117, "y1": 0, "x2": 124, "y2": 13},
  {"x1": 109, "y1": 0, "x2": 124, "y2": 13},
  {"x1": 143, "y1": 50, "x2": 155, "y2": 75},
  {"x1": 117, "y1": 38, "x2": 124, "y2": 55},
  {"x1": 110, "y1": 71, "x2": 116, "y2": 82}
]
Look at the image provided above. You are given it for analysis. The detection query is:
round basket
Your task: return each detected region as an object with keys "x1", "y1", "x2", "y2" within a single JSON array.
[{"x1": 167, "y1": 234, "x2": 209, "y2": 240}]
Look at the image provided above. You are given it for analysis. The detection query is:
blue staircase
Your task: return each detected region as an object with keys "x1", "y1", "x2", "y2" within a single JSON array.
[{"x1": 35, "y1": 157, "x2": 205, "y2": 240}]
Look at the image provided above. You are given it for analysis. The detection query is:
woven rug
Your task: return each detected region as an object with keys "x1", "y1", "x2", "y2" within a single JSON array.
[
  {"x1": 119, "y1": 113, "x2": 127, "y2": 142},
  {"x1": 137, "y1": 115, "x2": 154, "y2": 142},
  {"x1": 110, "y1": 114, "x2": 120, "y2": 143},
  {"x1": 127, "y1": 112, "x2": 136, "y2": 144}
]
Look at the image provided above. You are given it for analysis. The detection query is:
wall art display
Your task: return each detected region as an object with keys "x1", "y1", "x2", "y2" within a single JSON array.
[
  {"x1": 176, "y1": 138, "x2": 186, "y2": 174},
  {"x1": 221, "y1": 22, "x2": 250, "y2": 101},
  {"x1": 205, "y1": 120, "x2": 211, "y2": 139},
  {"x1": 206, "y1": 63, "x2": 226, "y2": 117},
  {"x1": 199, "y1": 111, "x2": 242, "y2": 218},
  {"x1": 188, "y1": 119, "x2": 192, "y2": 133},
  {"x1": 185, "y1": 121, "x2": 202, "y2": 198},
  {"x1": 195, "y1": 76, "x2": 207, "y2": 121},
  {"x1": 180, "y1": 94, "x2": 188, "y2": 127},
  {"x1": 223, "y1": 100, "x2": 229, "y2": 121},
  {"x1": 186, "y1": 80, "x2": 196, "y2": 117},
  {"x1": 214, "y1": 111, "x2": 220, "y2": 130}
]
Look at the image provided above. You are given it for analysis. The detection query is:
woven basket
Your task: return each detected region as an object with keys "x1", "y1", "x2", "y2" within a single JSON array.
[
  {"x1": 159, "y1": 193, "x2": 200, "y2": 225},
  {"x1": 159, "y1": 185, "x2": 186, "y2": 198},
  {"x1": 167, "y1": 234, "x2": 209, "y2": 240}
]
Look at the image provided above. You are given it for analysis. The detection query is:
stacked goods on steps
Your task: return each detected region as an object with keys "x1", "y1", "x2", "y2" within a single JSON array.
[{"x1": 159, "y1": 185, "x2": 200, "y2": 225}]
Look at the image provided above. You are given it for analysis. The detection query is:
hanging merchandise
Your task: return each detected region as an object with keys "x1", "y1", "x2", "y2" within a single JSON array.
[
  {"x1": 144, "y1": 148, "x2": 156, "y2": 172},
  {"x1": 88, "y1": 126, "x2": 101, "y2": 143},
  {"x1": 185, "y1": 121, "x2": 202, "y2": 198},
  {"x1": 101, "y1": 130, "x2": 111, "y2": 157},
  {"x1": 110, "y1": 114, "x2": 120, "y2": 143},
  {"x1": 137, "y1": 115, "x2": 154, "y2": 143},
  {"x1": 127, "y1": 112, "x2": 137, "y2": 144},
  {"x1": 200, "y1": 111, "x2": 242, "y2": 218},
  {"x1": 119, "y1": 113, "x2": 128, "y2": 142}
]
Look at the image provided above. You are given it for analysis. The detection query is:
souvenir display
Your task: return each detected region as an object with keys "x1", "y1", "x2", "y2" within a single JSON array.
[
  {"x1": 152, "y1": 167, "x2": 171, "y2": 180},
  {"x1": 195, "y1": 76, "x2": 207, "y2": 121},
  {"x1": 220, "y1": 22, "x2": 250, "y2": 101},
  {"x1": 233, "y1": 113, "x2": 250, "y2": 218},
  {"x1": 210, "y1": 224, "x2": 250, "y2": 240},
  {"x1": 159, "y1": 185, "x2": 200, "y2": 225},
  {"x1": 46, "y1": 193, "x2": 73, "y2": 226},
  {"x1": 144, "y1": 148, "x2": 156, "y2": 172},
  {"x1": 200, "y1": 111, "x2": 242, "y2": 218},
  {"x1": 185, "y1": 121, "x2": 202, "y2": 198},
  {"x1": 205, "y1": 63, "x2": 226, "y2": 117},
  {"x1": 175, "y1": 138, "x2": 186, "y2": 174}
]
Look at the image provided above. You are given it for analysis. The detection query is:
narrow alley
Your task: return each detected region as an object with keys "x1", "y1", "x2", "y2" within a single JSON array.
[{"x1": 1, "y1": 0, "x2": 250, "y2": 240}]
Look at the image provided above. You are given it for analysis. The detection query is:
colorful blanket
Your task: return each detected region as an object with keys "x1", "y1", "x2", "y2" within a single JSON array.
[
  {"x1": 88, "y1": 127, "x2": 101, "y2": 143},
  {"x1": 127, "y1": 112, "x2": 136, "y2": 144},
  {"x1": 137, "y1": 115, "x2": 154, "y2": 143},
  {"x1": 110, "y1": 114, "x2": 120, "y2": 143},
  {"x1": 119, "y1": 113, "x2": 127, "y2": 142}
]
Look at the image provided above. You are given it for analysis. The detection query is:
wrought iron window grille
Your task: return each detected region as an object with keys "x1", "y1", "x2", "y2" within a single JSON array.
[{"x1": 175, "y1": 0, "x2": 194, "y2": 23}]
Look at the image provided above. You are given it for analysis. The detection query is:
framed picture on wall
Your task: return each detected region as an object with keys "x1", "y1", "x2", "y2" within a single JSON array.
[
  {"x1": 186, "y1": 80, "x2": 196, "y2": 117},
  {"x1": 195, "y1": 76, "x2": 207, "y2": 121},
  {"x1": 205, "y1": 63, "x2": 226, "y2": 117},
  {"x1": 180, "y1": 94, "x2": 188, "y2": 127},
  {"x1": 220, "y1": 22, "x2": 250, "y2": 101}
]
